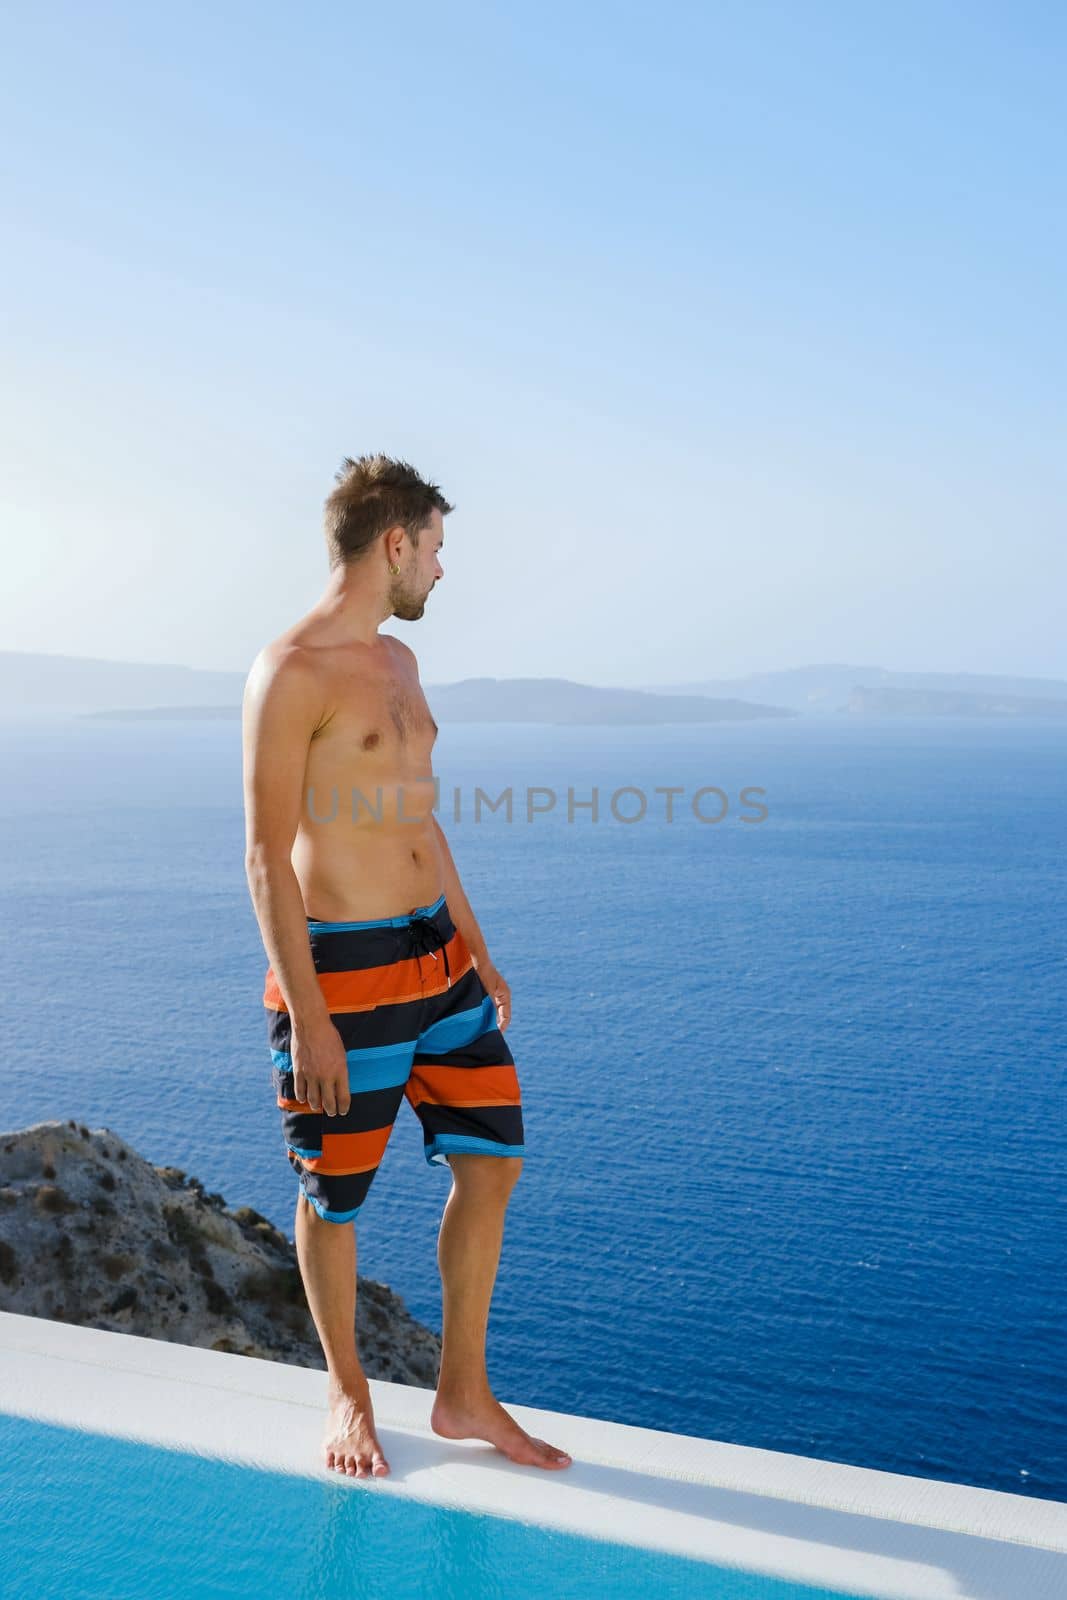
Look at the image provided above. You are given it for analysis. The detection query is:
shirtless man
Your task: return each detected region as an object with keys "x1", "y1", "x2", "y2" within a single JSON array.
[{"x1": 241, "y1": 454, "x2": 571, "y2": 1480}]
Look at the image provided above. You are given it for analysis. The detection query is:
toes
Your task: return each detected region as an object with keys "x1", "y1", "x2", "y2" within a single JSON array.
[
  {"x1": 326, "y1": 1445, "x2": 389, "y2": 1478},
  {"x1": 532, "y1": 1435, "x2": 572, "y2": 1464}
]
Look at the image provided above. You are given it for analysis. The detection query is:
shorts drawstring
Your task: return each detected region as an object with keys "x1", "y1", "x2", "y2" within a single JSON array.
[{"x1": 407, "y1": 913, "x2": 451, "y2": 989}]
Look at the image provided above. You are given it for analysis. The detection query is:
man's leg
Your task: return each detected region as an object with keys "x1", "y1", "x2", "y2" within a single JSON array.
[
  {"x1": 429, "y1": 1152, "x2": 572, "y2": 1469},
  {"x1": 294, "y1": 1191, "x2": 391, "y2": 1478}
]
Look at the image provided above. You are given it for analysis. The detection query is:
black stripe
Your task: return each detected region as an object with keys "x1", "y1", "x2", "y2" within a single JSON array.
[
  {"x1": 419, "y1": 1105, "x2": 525, "y2": 1145},
  {"x1": 274, "y1": 1074, "x2": 407, "y2": 1134},
  {"x1": 292, "y1": 1159, "x2": 380, "y2": 1216},
  {"x1": 268, "y1": 991, "x2": 429, "y2": 1053},
  {"x1": 306, "y1": 904, "x2": 456, "y2": 974}
]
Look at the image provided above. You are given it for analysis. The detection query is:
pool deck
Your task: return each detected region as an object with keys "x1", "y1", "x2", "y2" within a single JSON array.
[{"x1": 1, "y1": 1309, "x2": 1064, "y2": 1599}]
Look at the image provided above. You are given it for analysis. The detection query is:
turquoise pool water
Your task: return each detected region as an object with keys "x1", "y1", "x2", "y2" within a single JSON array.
[{"x1": 1, "y1": 1414, "x2": 867, "y2": 1600}]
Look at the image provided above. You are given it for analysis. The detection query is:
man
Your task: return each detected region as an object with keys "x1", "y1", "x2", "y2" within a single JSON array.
[{"x1": 242, "y1": 453, "x2": 571, "y2": 1480}]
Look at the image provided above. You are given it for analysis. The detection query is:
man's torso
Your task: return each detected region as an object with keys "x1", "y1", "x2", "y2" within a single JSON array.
[{"x1": 276, "y1": 620, "x2": 442, "y2": 920}]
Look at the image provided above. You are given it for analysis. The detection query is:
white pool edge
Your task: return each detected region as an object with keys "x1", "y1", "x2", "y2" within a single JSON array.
[{"x1": 1, "y1": 1310, "x2": 1064, "y2": 1600}]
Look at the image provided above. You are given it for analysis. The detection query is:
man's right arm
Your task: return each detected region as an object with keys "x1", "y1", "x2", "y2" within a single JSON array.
[{"x1": 242, "y1": 647, "x2": 348, "y2": 1115}]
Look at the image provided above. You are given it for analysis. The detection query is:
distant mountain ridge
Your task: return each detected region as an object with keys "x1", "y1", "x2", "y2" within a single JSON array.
[
  {"x1": 78, "y1": 679, "x2": 793, "y2": 725},
  {"x1": 651, "y1": 663, "x2": 1067, "y2": 716},
  {"x1": 846, "y1": 685, "x2": 1067, "y2": 719},
  {"x1": 0, "y1": 653, "x2": 793, "y2": 724},
  {"x1": 421, "y1": 676, "x2": 793, "y2": 724},
  {"x1": 2, "y1": 650, "x2": 1065, "y2": 722},
  {"x1": 0, "y1": 651, "x2": 244, "y2": 715}
]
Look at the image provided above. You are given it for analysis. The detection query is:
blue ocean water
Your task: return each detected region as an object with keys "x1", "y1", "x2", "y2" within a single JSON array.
[
  {"x1": 1, "y1": 714, "x2": 1064, "y2": 1502},
  {"x1": 0, "y1": 1413, "x2": 858, "y2": 1600}
]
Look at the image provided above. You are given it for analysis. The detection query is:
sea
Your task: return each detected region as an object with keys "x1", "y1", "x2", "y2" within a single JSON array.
[{"x1": 2, "y1": 712, "x2": 1064, "y2": 1503}]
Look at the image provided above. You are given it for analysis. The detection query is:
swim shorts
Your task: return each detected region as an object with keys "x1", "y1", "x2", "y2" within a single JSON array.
[{"x1": 263, "y1": 893, "x2": 524, "y2": 1223}]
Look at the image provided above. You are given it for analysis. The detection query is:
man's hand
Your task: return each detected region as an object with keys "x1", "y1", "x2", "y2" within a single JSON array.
[
  {"x1": 476, "y1": 959, "x2": 512, "y2": 1033},
  {"x1": 292, "y1": 1016, "x2": 351, "y2": 1116}
]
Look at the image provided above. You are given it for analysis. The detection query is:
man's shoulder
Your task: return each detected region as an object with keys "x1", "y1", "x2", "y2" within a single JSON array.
[
  {"x1": 381, "y1": 633, "x2": 419, "y2": 669},
  {"x1": 243, "y1": 636, "x2": 329, "y2": 716},
  {"x1": 246, "y1": 635, "x2": 316, "y2": 681}
]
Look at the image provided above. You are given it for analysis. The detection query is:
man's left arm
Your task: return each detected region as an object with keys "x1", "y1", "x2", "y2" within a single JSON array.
[{"x1": 431, "y1": 813, "x2": 512, "y2": 1030}]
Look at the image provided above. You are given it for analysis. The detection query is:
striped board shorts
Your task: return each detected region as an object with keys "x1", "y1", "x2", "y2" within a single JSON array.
[{"x1": 263, "y1": 893, "x2": 525, "y2": 1223}]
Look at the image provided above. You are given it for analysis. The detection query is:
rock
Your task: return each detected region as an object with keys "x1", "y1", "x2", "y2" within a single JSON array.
[{"x1": 0, "y1": 1119, "x2": 442, "y2": 1387}]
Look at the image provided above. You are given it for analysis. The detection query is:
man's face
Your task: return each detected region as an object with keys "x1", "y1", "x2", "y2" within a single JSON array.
[{"x1": 388, "y1": 508, "x2": 444, "y2": 622}]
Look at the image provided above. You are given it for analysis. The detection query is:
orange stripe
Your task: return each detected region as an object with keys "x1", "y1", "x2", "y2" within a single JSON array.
[
  {"x1": 405, "y1": 1063, "x2": 521, "y2": 1109},
  {"x1": 302, "y1": 1125, "x2": 394, "y2": 1175},
  {"x1": 318, "y1": 969, "x2": 423, "y2": 1011},
  {"x1": 412, "y1": 1096, "x2": 522, "y2": 1108},
  {"x1": 346, "y1": 955, "x2": 426, "y2": 1010},
  {"x1": 264, "y1": 927, "x2": 476, "y2": 1012},
  {"x1": 420, "y1": 940, "x2": 475, "y2": 1000}
]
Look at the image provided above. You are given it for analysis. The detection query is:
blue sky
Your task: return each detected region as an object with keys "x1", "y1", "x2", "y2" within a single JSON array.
[{"x1": 2, "y1": 1, "x2": 1064, "y2": 685}]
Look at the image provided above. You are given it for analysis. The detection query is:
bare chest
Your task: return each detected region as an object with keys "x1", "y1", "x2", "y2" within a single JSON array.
[{"x1": 306, "y1": 658, "x2": 438, "y2": 792}]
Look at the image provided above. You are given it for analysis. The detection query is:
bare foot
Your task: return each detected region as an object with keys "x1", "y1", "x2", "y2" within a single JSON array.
[
  {"x1": 431, "y1": 1388, "x2": 572, "y2": 1470},
  {"x1": 324, "y1": 1374, "x2": 391, "y2": 1478}
]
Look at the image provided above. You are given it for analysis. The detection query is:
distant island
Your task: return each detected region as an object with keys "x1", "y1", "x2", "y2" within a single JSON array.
[
  {"x1": 72, "y1": 678, "x2": 796, "y2": 725},
  {"x1": 2, "y1": 650, "x2": 1065, "y2": 723},
  {"x1": 655, "y1": 663, "x2": 1067, "y2": 718},
  {"x1": 846, "y1": 685, "x2": 1067, "y2": 719},
  {"x1": 411, "y1": 675, "x2": 795, "y2": 724}
]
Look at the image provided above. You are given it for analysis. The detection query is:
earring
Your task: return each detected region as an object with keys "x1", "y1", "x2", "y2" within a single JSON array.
[{"x1": 388, "y1": 562, "x2": 400, "y2": 575}]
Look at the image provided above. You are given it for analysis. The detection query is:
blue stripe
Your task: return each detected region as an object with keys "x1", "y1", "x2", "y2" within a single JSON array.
[
  {"x1": 424, "y1": 1135, "x2": 525, "y2": 1167},
  {"x1": 301, "y1": 1189, "x2": 362, "y2": 1224},
  {"x1": 416, "y1": 996, "x2": 496, "y2": 1055},
  {"x1": 344, "y1": 1040, "x2": 417, "y2": 1091},
  {"x1": 307, "y1": 893, "x2": 446, "y2": 932},
  {"x1": 273, "y1": 1041, "x2": 416, "y2": 1092},
  {"x1": 286, "y1": 1141, "x2": 323, "y2": 1159}
]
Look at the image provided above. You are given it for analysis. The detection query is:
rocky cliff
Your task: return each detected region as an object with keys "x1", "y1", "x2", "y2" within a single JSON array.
[{"x1": 0, "y1": 1120, "x2": 442, "y2": 1386}]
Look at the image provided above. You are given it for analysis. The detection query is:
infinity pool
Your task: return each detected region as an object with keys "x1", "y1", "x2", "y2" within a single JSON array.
[
  {"x1": 3, "y1": 1413, "x2": 856, "y2": 1600},
  {"x1": 3, "y1": 1312, "x2": 1064, "y2": 1600}
]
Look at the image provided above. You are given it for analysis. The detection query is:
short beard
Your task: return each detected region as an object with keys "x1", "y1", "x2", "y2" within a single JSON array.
[{"x1": 388, "y1": 575, "x2": 427, "y2": 622}]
